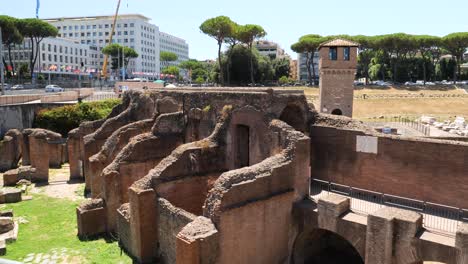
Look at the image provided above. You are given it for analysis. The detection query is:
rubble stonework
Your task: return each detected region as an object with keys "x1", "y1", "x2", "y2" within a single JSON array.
[
  {"x1": 58, "y1": 86, "x2": 468, "y2": 263},
  {"x1": 0, "y1": 129, "x2": 22, "y2": 172}
]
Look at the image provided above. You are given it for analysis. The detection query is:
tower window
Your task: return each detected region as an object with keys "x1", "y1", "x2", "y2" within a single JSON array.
[
  {"x1": 329, "y1": 47, "x2": 338, "y2": 60},
  {"x1": 344, "y1": 47, "x2": 350, "y2": 61}
]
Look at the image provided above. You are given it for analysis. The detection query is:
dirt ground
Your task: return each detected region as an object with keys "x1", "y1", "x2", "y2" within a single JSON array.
[
  {"x1": 32, "y1": 164, "x2": 85, "y2": 201},
  {"x1": 0, "y1": 164, "x2": 85, "y2": 201}
]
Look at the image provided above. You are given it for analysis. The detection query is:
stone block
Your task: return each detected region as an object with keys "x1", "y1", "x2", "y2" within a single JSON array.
[
  {"x1": 0, "y1": 239, "x2": 5, "y2": 256},
  {"x1": 76, "y1": 206, "x2": 107, "y2": 239},
  {"x1": 0, "y1": 210, "x2": 13, "y2": 218},
  {"x1": 0, "y1": 189, "x2": 22, "y2": 204},
  {"x1": 0, "y1": 218, "x2": 14, "y2": 234},
  {"x1": 3, "y1": 170, "x2": 18, "y2": 187},
  {"x1": 317, "y1": 194, "x2": 350, "y2": 232}
]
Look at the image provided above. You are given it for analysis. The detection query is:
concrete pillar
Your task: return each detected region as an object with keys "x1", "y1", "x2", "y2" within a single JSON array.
[
  {"x1": 68, "y1": 129, "x2": 82, "y2": 180},
  {"x1": 176, "y1": 217, "x2": 219, "y2": 264},
  {"x1": 129, "y1": 187, "x2": 158, "y2": 263},
  {"x1": 317, "y1": 194, "x2": 350, "y2": 232},
  {"x1": 456, "y1": 223, "x2": 468, "y2": 264},
  {"x1": 29, "y1": 132, "x2": 49, "y2": 182}
]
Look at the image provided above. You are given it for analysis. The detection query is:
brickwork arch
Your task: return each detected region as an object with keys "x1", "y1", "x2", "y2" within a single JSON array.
[{"x1": 292, "y1": 228, "x2": 364, "y2": 264}]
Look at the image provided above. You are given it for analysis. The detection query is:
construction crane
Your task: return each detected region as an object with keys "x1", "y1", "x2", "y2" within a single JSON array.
[{"x1": 101, "y1": 0, "x2": 122, "y2": 79}]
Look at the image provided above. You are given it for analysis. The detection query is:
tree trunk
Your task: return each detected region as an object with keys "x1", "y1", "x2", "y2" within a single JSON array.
[
  {"x1": 217, "y1": 42, "x2": 224, "y2": 86},
  {"x1": 29, "y1": 38, "x2": 35, "y2": 78},
  {"x1": 306, "y1": 53, "x2": 312, "y2": 85},
  {"x1": 249, "y1": 45, "x2": 254, "y2": 85},
  {"x1": 453, "y1": 56, "x2": 457, "y2": 84},
  {"x1": 7, "y1": 44, "x2": 14, "y2": 75},
  {"x1": 422, "y1": 58, "x2": 427, "y2": 85},
  {"x1": 226, "y1": 47, "x2": 233, "y2": 86},
  {"x1": 311, "y1": 55, "x2": 316, "y2": 86}
]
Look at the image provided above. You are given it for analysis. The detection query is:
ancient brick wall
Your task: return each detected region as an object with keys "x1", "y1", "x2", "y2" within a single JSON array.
[{"x1": 310, "y1": 125, "x2": 468, "y2": 208}]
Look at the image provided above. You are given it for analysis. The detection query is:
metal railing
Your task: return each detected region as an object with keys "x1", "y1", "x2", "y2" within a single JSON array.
[
  {"x1": 311, "y1": 179, "x2": 466, "y2": 234},
  {"x1": 82, "y1": 93, "x2": 119, "y2": 102}
]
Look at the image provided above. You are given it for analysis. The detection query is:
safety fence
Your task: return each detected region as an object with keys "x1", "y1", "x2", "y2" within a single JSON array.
[{"x1": 310, "y1": 179, "x2": 466, "y2": 234}]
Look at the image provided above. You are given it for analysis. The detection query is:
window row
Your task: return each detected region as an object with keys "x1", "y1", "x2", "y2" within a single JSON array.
[
  {"x1": 41, "y1": 44, "x2": 87, "y2": 57},
  {"x1": 57, "y1": 23, "x2": 135, "y2": 31}
]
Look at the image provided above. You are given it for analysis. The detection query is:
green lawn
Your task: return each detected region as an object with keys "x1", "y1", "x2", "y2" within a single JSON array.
[{"x1": 2, "y1": 194, "x2": 132, "y2": 264}]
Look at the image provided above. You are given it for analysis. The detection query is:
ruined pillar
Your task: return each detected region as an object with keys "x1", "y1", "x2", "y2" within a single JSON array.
[
  {"x1": 103, "y1": 171, "x2": 121, "y2": 232},
  {"x1": 29, "y1": 131, "x2": 50, "y2": 182},
  {"x1": 317, "y1": 194, "x2": 350, "y2": 232},
  {"x1": 68, "y1": 128, "x2": 82, "y2": 180},
  {"x1": 365, "y1": 207, "x2": 422, "y2": 264},
  {"x1": 0, "y1": 129, "x2": 22, "y2": 172},
  {"x1": 129, "y1": 187, "x2": 158, "y2": 263},
  {"x1": 456, "y1": 223, "x2": 468, "y2": 264},
  {"x1": 176, "y1": 217, "x2": 219, "y2": 264},
  {"x1": 292, "y1": 136, "x2": 310, "y2": 200}
]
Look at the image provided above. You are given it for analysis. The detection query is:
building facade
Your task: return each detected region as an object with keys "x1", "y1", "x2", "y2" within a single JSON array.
[
  {"x1": 2, "y1": 37, "x2": 98, "y2": 77},
  {"x1": 297, "y1": 52, "x2": 319, "y2": 84},
  {"x1": 44, "y1": 14, "x2": 161, "y2": 79},
  {"x1": 159, "y1": 31, "x2": 189, "y2": 68},
  {"x1": 318, "y1": 38, "x2": 359, "y2": 117},
  {"x1": 254, "y1": 40, "x2": 285, "y2": 60}
]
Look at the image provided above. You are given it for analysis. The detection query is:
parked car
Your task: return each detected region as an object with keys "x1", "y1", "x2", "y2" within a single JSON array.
[
  {"x1": 1, "y1": 83, "x2": 11, "y2": 90},
  {"x1": 11, "y1": 85, "x2": 24, "y2": 90},
  {"x1": 45, "y1": 85, "x2": 64, "y2": 92}
]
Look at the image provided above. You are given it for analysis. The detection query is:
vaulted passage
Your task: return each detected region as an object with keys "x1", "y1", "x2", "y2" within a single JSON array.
[{"x1": 293, "y1": 229, "x2": 364, "y2": 264}]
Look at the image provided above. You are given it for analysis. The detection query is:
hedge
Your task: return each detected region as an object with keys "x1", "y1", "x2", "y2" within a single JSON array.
[{"x1": 33, "y1": 99, "x2": 121, "y2": 137}]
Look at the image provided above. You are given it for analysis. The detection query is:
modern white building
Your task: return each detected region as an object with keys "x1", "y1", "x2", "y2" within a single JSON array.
[
  {"x1": 3, "y1": 37, "x2": 98, "y2": 76},
  {"x1": 159, "y1": 31, "x2": 189, "y2": 68},
  {"x1": 44, "y1": 14, "x2": 161, "y2": 79}
]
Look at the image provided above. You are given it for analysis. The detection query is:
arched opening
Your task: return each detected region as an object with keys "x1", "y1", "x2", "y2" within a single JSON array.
[
  {"x1": 331, "y1": 109, "x2": 343, "y2": 116},
  {"x1": 279, "y1": 104, "x2": 306, "y2": 132},
  {"x1": 293, "y1": 229, "x2": 364, "y2": 264},
  {"x1": 235, "y1": 124, "x2": 250, "y2": 168}
]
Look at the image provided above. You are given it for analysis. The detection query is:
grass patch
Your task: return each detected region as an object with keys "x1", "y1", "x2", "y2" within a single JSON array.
[
  {"x1": 2, "y1": 194, "x2": 131, "y2": 264},
  {"x1": 353, "y1": 97, "x2": 468, "y2": 119}
]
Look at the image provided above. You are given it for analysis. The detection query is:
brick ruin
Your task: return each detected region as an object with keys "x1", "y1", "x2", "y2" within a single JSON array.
[
  {"x1": 1, "y1": 86, "x2": 467, "y2": 263},
  {"x1": 71, "y1": 88, "x2": 468, "y2": 263},
  {"x1": 1, "y1": 128, "x2": 68, "y2": 185},
  {"x1": 74, "y1": 88, "x2": 311, "y2": 263}
]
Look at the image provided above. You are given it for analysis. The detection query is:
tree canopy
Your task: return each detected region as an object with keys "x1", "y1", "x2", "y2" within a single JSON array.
[
  {"x1": 102, "y1": 44, "x2": 138, "y2": 70},
  {"x1": 291, "y1": 32, "x2": 468, "y2": 84},
  {"x1": 200, "y1": 16, "x2": 236, "y2": 85},
  {"x1": 160, "y1": 51, "x2": 178, "y2": 68}
]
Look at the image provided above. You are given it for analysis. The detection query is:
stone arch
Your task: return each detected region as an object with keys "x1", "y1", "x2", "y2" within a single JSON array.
[
  {"x1": 331, "y1": 109, "x2": 343, "y2": 116},
  {"x1": 292, "y1": 228, "x2": 364, "y2": 264},
  {"x1": 279, "y1": 104, "x2": 306, "y2": 132}
]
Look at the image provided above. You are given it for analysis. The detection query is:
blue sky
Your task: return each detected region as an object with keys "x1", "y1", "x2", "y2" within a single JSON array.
[{"x1": 2, "y1": 0, "x2": 467, "y2": 60}]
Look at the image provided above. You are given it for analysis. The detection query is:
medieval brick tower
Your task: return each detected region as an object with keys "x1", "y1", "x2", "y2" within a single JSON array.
[{"x1": 318, "y1": 39, "x2": 359, "y2": 117}]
